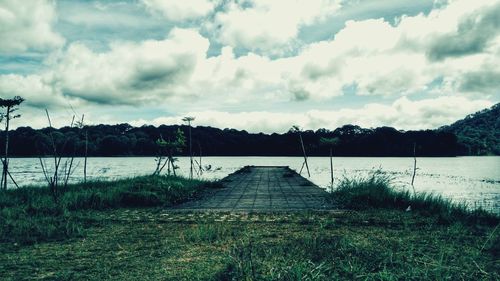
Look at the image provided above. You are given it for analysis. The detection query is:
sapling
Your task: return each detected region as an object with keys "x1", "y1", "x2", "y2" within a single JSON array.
[
  {"x1": 153, "y1": 129, "x2": 185, "y2": 176},
  {"x1": 0, "y1": 96, "x2": 24, "y2": 190},
  {"x1": 39, "y1": 110, "x2": 77, "y2": 202}
]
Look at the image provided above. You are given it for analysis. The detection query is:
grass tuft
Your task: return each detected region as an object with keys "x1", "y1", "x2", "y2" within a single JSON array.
[{"x1": 331, "y1": 171, "x2": 499, "y2": 225}]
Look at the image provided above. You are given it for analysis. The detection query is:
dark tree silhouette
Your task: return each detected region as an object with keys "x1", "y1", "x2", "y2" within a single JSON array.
[{"x1": 0, "y1": 96, "x2": 24, "y2": 190}]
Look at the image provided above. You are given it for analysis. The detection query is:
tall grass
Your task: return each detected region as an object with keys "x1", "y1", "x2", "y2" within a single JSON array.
[
  {"x1": 331, "y1": 171, "x2": 498, "y2": 225},
  {"x1": 0, "y1": 175, "x2": 221, "y2": 243}
]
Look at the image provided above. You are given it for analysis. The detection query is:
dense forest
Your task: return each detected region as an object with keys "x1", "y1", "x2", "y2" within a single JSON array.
[
  {"x1": 440, "y1": 103, "x2": 500, "y2": 155},
  {"x1": 0, "y1": 103, "x2": 497, "y2": 157},
  {"x1": 0, "y1": 124, "x2": 459, "y2": 157}
]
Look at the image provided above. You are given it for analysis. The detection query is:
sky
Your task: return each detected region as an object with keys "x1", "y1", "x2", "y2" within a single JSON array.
[{"x1": 0, "y1": 0, "x2": 499, "y2": 133}]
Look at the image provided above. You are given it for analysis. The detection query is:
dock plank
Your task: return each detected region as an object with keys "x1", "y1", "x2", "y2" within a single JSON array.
[{"x1": 174, "y1": 166, "x2": 334, "y2": 212}]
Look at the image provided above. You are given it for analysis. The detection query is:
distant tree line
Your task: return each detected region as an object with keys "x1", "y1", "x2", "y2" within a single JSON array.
[
  {"x1": 439, "y1": 103, "x2": 500, "y2": 155},
  {"x1": 0, "y1": 123, "x2": 465, "y2": 157},
  {"x1": 2, "y1": 102, "x2": 497, "y2": 158}
]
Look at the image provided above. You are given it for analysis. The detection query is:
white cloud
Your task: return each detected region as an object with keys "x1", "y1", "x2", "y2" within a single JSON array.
[
  {"x1": 6, "y1": 0, "x2": 499, "y2": 111},
  {"x1": 0, "y1": 0, "x2": 64, "y2": 53},
  {"x1": 213, "y1": 0, "x2": 341, "y2": 52},
  {"x1": 0, "y1": 74, "x2": 68, "y2": 108},
  {"x1": 129, "y1": 96, "x2": 493, "y2": 133},
  {"x1": 2, "y1": 0, "x2": 499, "y2": 133},
  {"x1": 141, "y1": 0, "x2": 216, "y2": 21},
  {"x1": 283, "y1": 0, "x2": 500, "y2": 98},
  {"x1": 49, "y1": 28, "x2": 209, "y2": 104}
]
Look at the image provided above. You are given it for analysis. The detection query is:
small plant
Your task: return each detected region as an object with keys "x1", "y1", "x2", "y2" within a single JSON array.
[
  {"x1": 153, "y1": 129, "x2": 186, "y2": 176},
  {"x1": 38, "y1": 110, "x2": 78, "y2": 203}
]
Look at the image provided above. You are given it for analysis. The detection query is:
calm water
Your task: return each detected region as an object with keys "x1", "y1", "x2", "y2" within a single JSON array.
[{"x1": 7, "y1": 156, "x2": 500, "y2": 213}]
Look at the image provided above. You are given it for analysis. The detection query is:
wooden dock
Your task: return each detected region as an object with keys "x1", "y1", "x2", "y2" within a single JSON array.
[{"x1": 174, "y1": 166, "x2": 334, "y2": 212}]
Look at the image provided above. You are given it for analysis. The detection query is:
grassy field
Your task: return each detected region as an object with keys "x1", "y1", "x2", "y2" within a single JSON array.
[
  {"x1": 1, "y1": 210, "x2": 498, "y2": 280},
  {"x1": 0, "y1": 175, "x2": 222, "y2": 244},
  {"x1": 0, "y1": 173, "x2": 498, "y2": 280}
]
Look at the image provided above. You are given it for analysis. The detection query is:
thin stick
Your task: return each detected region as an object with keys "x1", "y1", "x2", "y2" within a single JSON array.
[
  {"x1": 2, "y1": 105, "x2": 11, "y2": 190},
  {"x1": 411, "y1": 142, "x2": 417, "y2": 195},
  {"x1": 81, "y1": 114, "x2": 88, "y2": 183},
  {"x1": 84, "y1": 130, "x2": 88, "y2": 183},
  {"x1": 167, "y1": 158, "x2": 171, "y2": 175},
  {"x1": 189, "y1": 123, "x2": 193, "y2": 179},
  {"x1": 299, "y1": 133, "x2": 310, "y2": 177},
  {"x1": 170, "y1": 156, "x2": 177, "y2": 176},
  {"x1": 63, "y1": 157, "x2": 75, "y2": 188},
  {"x1": 39, "y1": 157, "x2": 50, "y2": 183},
  {"x1": 198, "y1": 142, "x2": 203, "y2": 176},
  {"x1": 7, "y1": 170, "x2": 19, "y2": 189},
  {"x1": 299, "y1": 161, "x2": 305, "y2": 174},
  {"x1": 45, "y1": 109, "x2": 57, "y2": 168},
  {"x1": 330, "y1": 147, "x2": 334, "y2": 186},
  {"x1": 194, "y1": 159, "x2": 203, "y2": 177},
  {"x1": 158, "y1": 156, "x2": 169, "y2": 174},
  {"x1": 0, "y1": 158, "x2": 19, "y2": 189},
  {"x1": 0, "y1": 168, "x2": 4, "y2": 190},
  {"x1": 480, "y1": 223, "x2": 499, "y2": 252},
  {"x1": 45, "y1": 109, "x2": 59, "y2": 199}
]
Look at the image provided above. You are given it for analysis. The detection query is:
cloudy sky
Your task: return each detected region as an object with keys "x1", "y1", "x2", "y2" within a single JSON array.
[{"x1": 0, "y1": 0, "x2": 499, "y2": 133}]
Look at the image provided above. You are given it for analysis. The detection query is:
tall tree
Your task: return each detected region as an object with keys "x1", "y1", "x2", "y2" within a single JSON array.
[{"x1": 0, "y1": 96, "x2": 24, "y2": 190}]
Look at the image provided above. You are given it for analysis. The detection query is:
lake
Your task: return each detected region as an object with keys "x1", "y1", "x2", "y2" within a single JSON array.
[{"x1": 6, "y1": 156, "x2": 500, "y2": 213}]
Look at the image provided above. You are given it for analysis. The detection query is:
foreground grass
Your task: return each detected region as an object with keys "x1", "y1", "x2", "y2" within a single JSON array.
[
  {"x1": 0, "y1": 172, "x2": 498, "y2": 280},
  {"x1": 0, "y1": 175, "x2": 221, "y2": 244},
  {"x1": 0, "y1": 210, "x2": 498, "y2": 280}
]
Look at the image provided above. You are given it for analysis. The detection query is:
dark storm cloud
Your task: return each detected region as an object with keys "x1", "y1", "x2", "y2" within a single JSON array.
[
  {"x1": 459, "y1": 69, "x2": 500, "y2": 94},
  {"x1": 427, "y1": 3, "x2": 500, "y2": 61},
  {"x1": 130, "y1": 54, "x2": 197, "y2": 90}
]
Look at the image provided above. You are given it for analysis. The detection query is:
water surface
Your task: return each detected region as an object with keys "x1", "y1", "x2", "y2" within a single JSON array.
[{"x1": 7, "y1": 156, "x2": 500, "y2": 213}]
